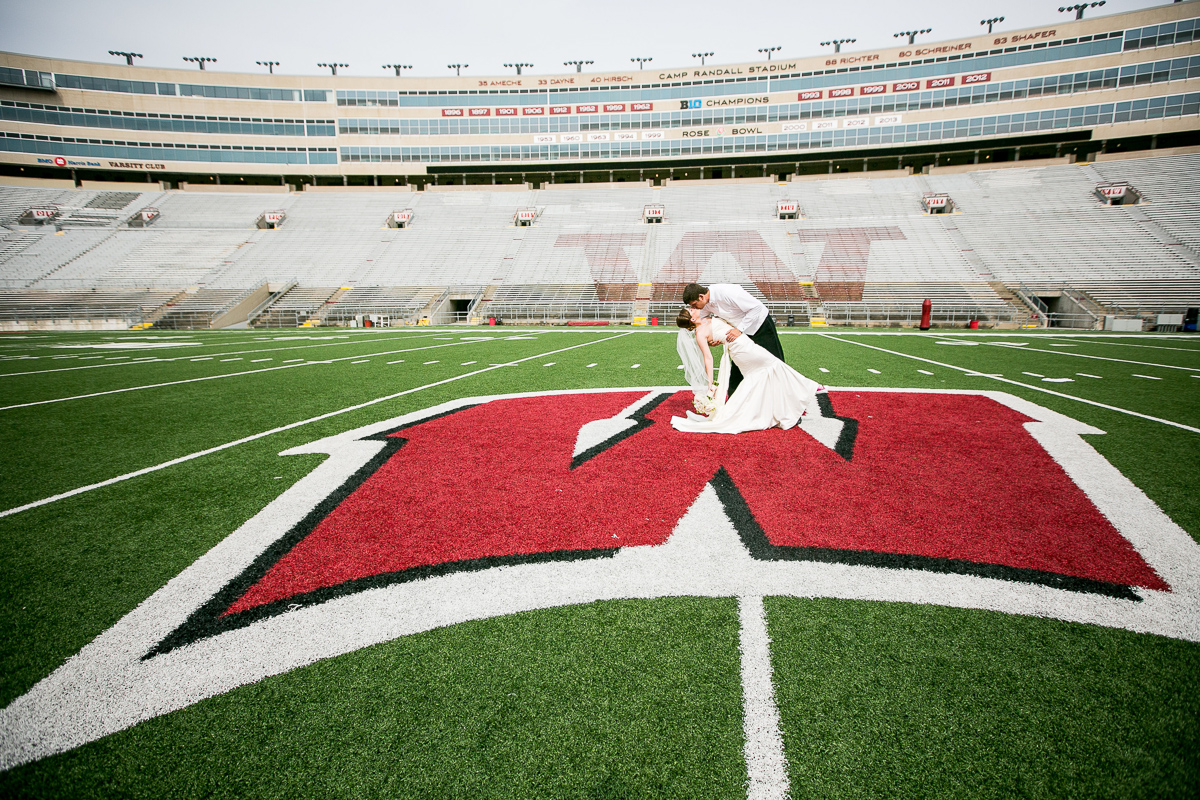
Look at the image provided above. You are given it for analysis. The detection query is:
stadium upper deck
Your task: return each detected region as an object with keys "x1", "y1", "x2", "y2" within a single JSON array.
[{"x1": 1, "y1": 3, "x2": 1198, "y2": 187}]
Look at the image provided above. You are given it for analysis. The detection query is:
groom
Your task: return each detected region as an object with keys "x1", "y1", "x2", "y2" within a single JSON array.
[{"x1": 683, "y1": 282, "x2": 785, "y2": 396}]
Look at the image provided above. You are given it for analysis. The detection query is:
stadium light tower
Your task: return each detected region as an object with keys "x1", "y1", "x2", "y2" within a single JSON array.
[
  {"x1": 383, "y1": 64, "x2": 412, "y2": 76},
  {"x1": 630, "y1": 56, "x2": 653, "y2": 69},
  {"x1": 256, "y1": 60, "x2": 280, "y2": 74},
  {"x1": 318, "y1": 62, "x2": 349, "y2": 75},
  {"x1": 1059, "y1": 2, "x2": 1105, "y2": 20},
  {"x1": 893, "y1": 28, "x2": 932, "y2": 45},
  {"x1": 758, "y1": 46, "x2": 781, "y2": 60},
  {"x1": 564, "y1": 60, "x2": 594, "y2": 72},
  {"x1": 108, "y1": 50, "x2": 142, "y2": 66},
  {"x1": 503, "y1": 62, "x2": 533, "y2": 75},
  {"x1": 448, "y1": 63, "x2": 468, "y2": 76},
  {"x1": 820, "y1": 39, "x2": 856, "y2": 53},
  {"x1": 182, "y1": 57, "x2": 217, "y2": 70},
  {"x1": 692, "y1": 51, "x2": 714, "y2": 66},
  {"x1": 981, "y1": 16, "x2": 1005, "y2": 33}
]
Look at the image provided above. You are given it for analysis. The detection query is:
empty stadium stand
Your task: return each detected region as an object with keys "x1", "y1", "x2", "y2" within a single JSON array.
[{"x1": 2, "y1": 151, "x2": 1198, "y2": 330}]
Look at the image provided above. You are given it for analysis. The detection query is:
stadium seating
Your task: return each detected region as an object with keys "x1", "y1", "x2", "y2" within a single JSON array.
[{"x1": 2, "y1": 151, "x2": 1198, "y2": 328}]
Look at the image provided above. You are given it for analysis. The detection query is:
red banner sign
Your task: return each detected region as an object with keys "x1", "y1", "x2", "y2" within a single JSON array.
[
  {"x1": 962, "y1": 72, "x2": 992, "y2": 85},
  {"x1": 829, "y1": 87, "x2": 855, "y2": 98},
  {"x1": 549, "y1": 105, "x2": 571, "y2": 115},
  {"x1": 603, "y1": 103, "x2": 625, "y2": 112},
  {"x1": 495, "y1": 107, "x2": 517, "y2": 116},
  {"x1": 576, "y1": 104, "x2": 598, "y2": 113},
  {"x1": 469, "y1": 107, "x2": 491, "y2": 116},
  {"x1": 926, "y1": 76, "x2": 955, "y2": 89},
  {"x1": 892, "y1": 80, "x2": 920, "y2": 92},
  {"x1": 631, "y1": 102, "x2": 653, "y2": 111},
  {"x1": 799, "y1": 90, "x2": 823, "y2": 101},
  {"x1": 860, "y1": 83, "x2": 886, "y2": 95},
  {"x1": 441, "y1": 108, "x2": 463, "y2": 117},
  {"x1": 522, "y1": 106, "x2": 545, "y2": 115}
]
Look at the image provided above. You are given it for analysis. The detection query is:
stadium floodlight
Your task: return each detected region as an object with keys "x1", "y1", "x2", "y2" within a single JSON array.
[
  {"x1": 820, "y1": 39, "x2": 856, "y2": 53},
  {"x1": 1059, "y1": 2, "x2": 1105, "y2": 19},
  {"x1": 630, "y1": 56, "x2": 653, "y2": 69},
  {"x1": 317, "y1": 62, "x2": 349, "y2": 75},
  {"x1": 980, "y1": 16, "x2": 1005, "y2": 33},
  {"x1": 758, "y1": 47, "x2": 781, "y2": 60},
  {"x1": 503, "y1": 62, "x2": 533, "y2": 75},
  {"x1": 182, "y1": 57, "x2": 217, "y2": 70},
  {"x1": 256, "y1": 60, "x2": 280, "y2": 74},
  {"x1": 108, "y1": 50, "x2": 142, "y2": 66},
  {"x1": 564, "y1": 60, "x2": 594, "y2": 73},
  {"x1": 893, "y1": 29, "x2": 932, "y2": 45},
  {"x1": 448, "y1": 63, "x2": 468, "y2": 76},
  {"x1": 383, "y1": 64, "x2": 413, "y2": 76},
  {"x1": 692, "y1": 52, "x2": 714, "y2": 66}
]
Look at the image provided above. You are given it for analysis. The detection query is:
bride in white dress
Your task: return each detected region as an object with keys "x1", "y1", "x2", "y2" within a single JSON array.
[{"x1": 671, "y1": 306, "x2": 825, "y2": 434}]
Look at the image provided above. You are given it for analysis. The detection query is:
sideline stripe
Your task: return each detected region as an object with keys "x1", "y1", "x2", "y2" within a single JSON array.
[
  {"x1": 0, "y1": 362, "x2": 318, "y2": 411},
  {"x1": 983, "y1": 342, "x2": 1200, "y2": 372},
  {"x1": 1043, "y1": 336, "x2": 1200, "y2": 353},
  {"x1": 0, "y1": 332, "x2": 451, "y2": 378},
  {"x1": 0, "y1": 329, "x2": 621, "y2": 378},
  {"x1": 0, "y1": 333, "x2": 632, "y2": 519},
  {"x1": 822, "y1": 334, "x2": 1200, "y2": 434},
  {"x1": 0, "y1": 339, "x2": 519, "y2": 410},
  {"x1": 739, "y1": 595, "x2": 790, "y2": 800}
]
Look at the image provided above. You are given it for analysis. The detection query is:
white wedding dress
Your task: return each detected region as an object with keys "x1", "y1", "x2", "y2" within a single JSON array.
[{"x1": 671, "y1": 318, "x2": 824, "y2": 434}]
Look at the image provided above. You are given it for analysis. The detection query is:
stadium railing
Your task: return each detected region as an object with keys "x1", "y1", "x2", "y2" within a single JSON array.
[{"x1": 480, "y1": 302, "x2": 635, "y2": 325}]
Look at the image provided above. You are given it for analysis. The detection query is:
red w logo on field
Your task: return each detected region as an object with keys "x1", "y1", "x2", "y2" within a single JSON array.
[{"x1": 149, "y1": 390, "x2": 1166, "y2": 658}]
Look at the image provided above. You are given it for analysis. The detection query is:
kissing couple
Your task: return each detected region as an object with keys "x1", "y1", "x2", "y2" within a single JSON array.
[{"x1": 672, "y1": 282, "x2": 825, "y2": 434}]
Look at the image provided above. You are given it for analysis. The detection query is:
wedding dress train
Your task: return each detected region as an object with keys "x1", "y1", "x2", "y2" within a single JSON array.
[{"x1": 671, "y1": 318, "x2": 824, "y2": 435}]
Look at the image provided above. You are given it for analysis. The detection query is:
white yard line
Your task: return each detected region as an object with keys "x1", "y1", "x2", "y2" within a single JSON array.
[
  {"x1": 0, "y1": 362, "x2": 319, "y2": 411},
  {"x1": 983, "y1": 342, "x2": 1200, "y2": 372},
  {"x1": 1043, "y1": 336, "x2": 1200, "y2": 353},
  {"x1": 740, "y1": 595, "x2": 791, "y2": 800},
  {"x1": 0, "y1": 332, "x2": 449, "y2": 378},
  {"x1": 821, "y1": 334, "x2": 1200, "y2": 434},
  {"x1": 0, "y1": 339, "x2": 528, "y2": 409},
  {"x1": 0, "y1": 333, "x2": 633, "y2": 519}
]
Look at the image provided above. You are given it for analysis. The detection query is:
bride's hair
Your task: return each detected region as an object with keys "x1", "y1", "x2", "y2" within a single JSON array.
[{"x1": 675, "y1": 307, "x2": 696, "y2": 330}]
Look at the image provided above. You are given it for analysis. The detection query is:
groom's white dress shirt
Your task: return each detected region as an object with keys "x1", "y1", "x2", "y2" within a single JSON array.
[{"x1": 700, "y1": 284, "x2": 768, "y2": 335}]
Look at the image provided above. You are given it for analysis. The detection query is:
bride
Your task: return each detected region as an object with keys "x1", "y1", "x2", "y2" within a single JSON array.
[{"x1": 671, "y1": 306, "x2": 825, "y2": 434}]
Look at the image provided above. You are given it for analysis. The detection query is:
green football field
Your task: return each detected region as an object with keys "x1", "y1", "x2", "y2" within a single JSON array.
[{"x1": 0, "y1": 325, "x2": 1197, "y2": 799}]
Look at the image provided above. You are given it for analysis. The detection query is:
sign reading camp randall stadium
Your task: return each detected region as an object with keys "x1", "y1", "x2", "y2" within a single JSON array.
[{"x1": 658, "y1": 62, "x2": 799, "y2": 80}]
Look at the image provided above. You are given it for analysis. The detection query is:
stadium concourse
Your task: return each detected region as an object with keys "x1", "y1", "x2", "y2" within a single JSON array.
[{"x1": 1, "y1": 150, "x2": 1199, "y2": 332}]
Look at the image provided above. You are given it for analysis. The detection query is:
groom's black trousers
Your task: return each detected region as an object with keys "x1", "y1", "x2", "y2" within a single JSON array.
[{"x1": 727, "y1": 315, "x2": 785, "y2": 397}]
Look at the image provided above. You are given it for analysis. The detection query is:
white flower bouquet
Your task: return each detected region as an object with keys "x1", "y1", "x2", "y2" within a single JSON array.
[{"x1": 694, "y1": 391, "x2": 718, "y2": 416}]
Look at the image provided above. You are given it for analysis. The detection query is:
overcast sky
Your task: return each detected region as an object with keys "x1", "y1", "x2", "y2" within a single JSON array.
[{"x1": 0, "y1": 0, "x2": 1178, "y2": 78}]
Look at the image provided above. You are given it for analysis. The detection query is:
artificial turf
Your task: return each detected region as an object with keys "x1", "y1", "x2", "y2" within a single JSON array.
[{"x1": 1, "y1": 326, "x2": 1197, "y2": 797}]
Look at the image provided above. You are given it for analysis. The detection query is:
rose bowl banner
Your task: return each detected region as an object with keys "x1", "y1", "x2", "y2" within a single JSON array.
[{"x1": 2, "y1": 388, "x2": 1197, "y2": 770}]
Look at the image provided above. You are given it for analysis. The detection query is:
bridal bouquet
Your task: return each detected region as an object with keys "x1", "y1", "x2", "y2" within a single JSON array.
[{"x1": 694, "y1": 391, "x2": 718, "y2": 416}]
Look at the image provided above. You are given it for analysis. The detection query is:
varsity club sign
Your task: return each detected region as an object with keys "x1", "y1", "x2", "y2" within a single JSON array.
[{"x1": 4, "y1": 388, "x2": 1196, "y2": 768}]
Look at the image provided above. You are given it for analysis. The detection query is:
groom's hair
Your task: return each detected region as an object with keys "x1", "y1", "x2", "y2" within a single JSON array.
[
  {"x1": 682, "y1": 283, "x2": 707, "y2": 304},
  {"x1": 675, "y1": 307, "x2": 696, "y2": 330}
]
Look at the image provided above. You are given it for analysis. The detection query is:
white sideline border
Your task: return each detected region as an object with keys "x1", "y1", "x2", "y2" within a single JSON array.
[{"x1": 1, "y1": 385, "x2": 1197, "y2": 774}]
